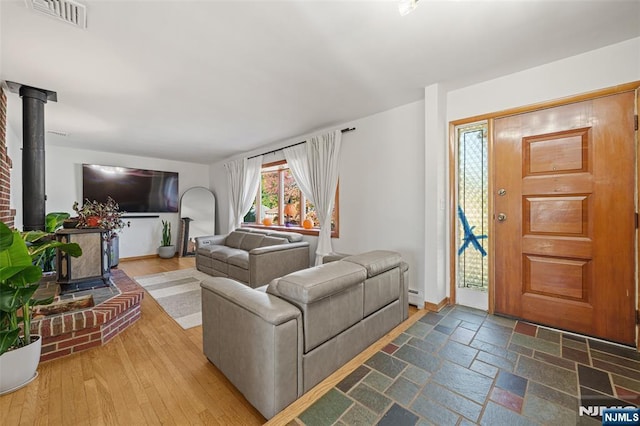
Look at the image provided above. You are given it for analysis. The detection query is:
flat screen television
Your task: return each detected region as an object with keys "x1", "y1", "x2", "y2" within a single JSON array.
[{"x1": 82, "y1": 164, "x2": 179, "y2": 213}]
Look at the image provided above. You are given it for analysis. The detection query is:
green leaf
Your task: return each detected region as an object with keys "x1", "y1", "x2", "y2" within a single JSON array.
[
  {"x1": 0, "y1": 284, "x2": 38, "y2": 312},
  {"x1": 0, "y1": 222, "x2": 14, "y2": 252},
  {"x1": 0, "y1": 328, "x2": 19, "y2": 355},
  {"x1": 45, "y1": 212, "x2": 70, "y2": 233},
  {"x1": 0, "y1": 284, "x2": 23, "y2": 312},
  {"x1": 22, "y1": 230, "x2": 50, "y2": 244},
  {"x1": 28, "y1": 241, "x2": 82, "y2": 259},
  {"x1": 0, "y1": 264, "x2": 42, "y2": 286},
  {"x1": 0, "y1": 229, "x2": 35, "y2": 268}
]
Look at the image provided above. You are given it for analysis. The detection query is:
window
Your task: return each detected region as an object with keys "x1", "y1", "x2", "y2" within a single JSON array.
[
  {"x1": 456, "y1": 121, "x2": 488, "y2": 291},
  {"x1": 243, "y1": 160, "x2": 339, "y2": 237}
]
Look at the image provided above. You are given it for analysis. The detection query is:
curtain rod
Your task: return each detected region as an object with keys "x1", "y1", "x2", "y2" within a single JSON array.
[{"x1": 247, "y1": 127, "x2": 355, "y2": 159}]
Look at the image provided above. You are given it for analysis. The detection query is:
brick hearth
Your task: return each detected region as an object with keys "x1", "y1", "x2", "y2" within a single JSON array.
[{"x1": 31, "y1": 269, "x2": 144, "y2": 362}]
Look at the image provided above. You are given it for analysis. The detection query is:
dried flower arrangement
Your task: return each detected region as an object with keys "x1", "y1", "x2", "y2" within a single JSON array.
[{"x1": 72, "y1": 197, "x2": 126, "y2": 239}]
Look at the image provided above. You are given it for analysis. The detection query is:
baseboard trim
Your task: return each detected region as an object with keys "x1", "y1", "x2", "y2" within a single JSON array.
[
  {"x1": 119, "y1": 254, "x2": 158, "y2": 262},
  {"x1": 424, "y1": 297, "x2": 450, "y2": 312}
]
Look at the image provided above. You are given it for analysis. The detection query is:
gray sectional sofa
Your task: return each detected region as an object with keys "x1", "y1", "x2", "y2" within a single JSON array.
[
  {"x1": 195, "y1": 228, "x2": 310, "y2": 288},
  {"x1": 200, "y1": 250, "x2": 409, "y2": 419}
]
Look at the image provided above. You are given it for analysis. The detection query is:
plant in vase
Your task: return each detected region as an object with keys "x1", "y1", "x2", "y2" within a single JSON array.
[
  {"x1": 0, "y1": 221, "x2": 82, "y2": 394},
  {"x1": 158, "y1": 220, "x2": 175, "y2": 259},
  {"x1": 72, "y1": 197, "x2": 127, "y2": 267}
]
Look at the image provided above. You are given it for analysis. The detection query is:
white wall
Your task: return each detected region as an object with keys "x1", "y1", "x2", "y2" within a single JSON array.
[
  {"x1": 210, "y1": 100, "x2": 426, "y2": 299},
  {"x1": 448, "y1": 37, "x2": 640, "y2": 121},
  {"x1": 6, "y1": 139, "x2": 210, "y2": 258}
]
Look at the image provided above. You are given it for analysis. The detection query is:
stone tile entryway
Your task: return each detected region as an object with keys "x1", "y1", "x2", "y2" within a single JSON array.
[{"x1": 292, "y1": 306, "x2": 640, "y2": 425}]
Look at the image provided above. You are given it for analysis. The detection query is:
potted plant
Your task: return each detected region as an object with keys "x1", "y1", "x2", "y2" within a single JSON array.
[
  {"x1": 0, "y1": 221, "x2": 82, "y2": 395},
  {"x1": 158, "y1": 220, "x2": 175, "y2": 259},
  {"x1": 72, "y1": 197, "x2": 127, "y2": 267}
]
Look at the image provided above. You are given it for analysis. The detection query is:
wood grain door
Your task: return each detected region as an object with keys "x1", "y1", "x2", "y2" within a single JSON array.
[{"x1": 494, "y1": 92, "x2": 637, "y2": 345}]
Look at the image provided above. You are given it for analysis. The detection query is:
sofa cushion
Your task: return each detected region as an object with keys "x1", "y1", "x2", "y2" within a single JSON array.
[
  {"x1": 363, "y1": 268, "x2": 400, "y2": 317},
  {"x1": 197, "y1": 245, "x2": 228, "y2": 258},
  {"x1": 269, "y1": 262, "x2": 367, "y2": 353},
  {"x1": 260, "y1": 236, "x2": 288, "y2": 247},
  {"x1": 210, "y1": 246, "x2": 247, "y2": 261},
  {"x1": 271, "y1": 261, "x2": 366, "y2": 304},
  {"x1": 228, "y1": 252, "x2": 250, "y2": 269},
  {"x1": 240, "y1": 234, "x2": 265, "y2": 251},
  {"x1": 228, "y1": 264, "x2": 250, "y2": 283},
  {"x1": 342, "y1": 250, "x2": 402, "y2": 278},
  {"x1": 225, "y1": 231, "x2": 247, "y2": 249},
  {"x1": 266, "y1": 231, "x2": 303, "y2": 243}
]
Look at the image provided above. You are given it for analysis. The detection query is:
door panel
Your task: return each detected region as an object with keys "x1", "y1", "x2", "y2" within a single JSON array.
[{"x1": 494, "y1": 92, "x2": 636, "y2": 345}]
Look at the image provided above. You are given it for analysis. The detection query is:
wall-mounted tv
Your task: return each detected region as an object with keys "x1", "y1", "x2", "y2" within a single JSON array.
[{"x1": 82, "y1": 164, "x2": 179, "y2": 213}]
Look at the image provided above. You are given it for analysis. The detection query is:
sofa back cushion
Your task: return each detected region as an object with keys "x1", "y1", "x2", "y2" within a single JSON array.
[
  {"x1": 266, "y1": 231, "x2": 303, "y2": 243},
  {"x1": 225, "y1": 231, "x2": 247, "y2": 249},
  {"x1": 342, "y1": 250, "x2": 402, "y2": 278},
  {"x1": 363, "y1": 268, "x2": 400, "y2": 317},
  {"x1": 260, "y1": 236, "x2": 288, "y2": 247},
  {"x1": 240, "y1": 233, "x2": 266, "y2": 251},
  {"x1": 269, "y1": 261, "x2": 366, "y2": 353}
]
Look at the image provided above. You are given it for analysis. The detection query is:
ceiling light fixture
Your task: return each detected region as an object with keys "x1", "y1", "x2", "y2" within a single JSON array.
[{"x1": 399, "y1": 0, "x2": 419, "y2": 16}]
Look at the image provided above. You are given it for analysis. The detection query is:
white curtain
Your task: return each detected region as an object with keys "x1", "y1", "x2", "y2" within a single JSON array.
[
  {"x1": 284, "y1": 130, "x2": 342, "y2": 265},
  {"x1": 224, "y1": 155, "x2": 263, "y2": 231}
]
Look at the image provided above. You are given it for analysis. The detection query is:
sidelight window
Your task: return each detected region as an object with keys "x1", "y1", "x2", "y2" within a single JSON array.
[{"x1": 456, "y1": 121, "x2": 489, "y2": 291}]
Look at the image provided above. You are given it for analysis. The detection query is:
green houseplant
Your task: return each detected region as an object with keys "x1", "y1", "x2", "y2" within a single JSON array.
[
  {"x1": 158, "y1": 220, "x2": 175, "y2": 259},
  {"x1": 22, "y1": 212, "x2": 73, "y2": 272},
  {"x1": 0, "y1": 221, "x2": 82, "y2": 394}
]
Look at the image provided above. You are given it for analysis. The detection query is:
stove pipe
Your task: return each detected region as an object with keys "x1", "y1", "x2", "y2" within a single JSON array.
[{"x1": 6, "y1": 82, "x2": 57, "y2": 231}]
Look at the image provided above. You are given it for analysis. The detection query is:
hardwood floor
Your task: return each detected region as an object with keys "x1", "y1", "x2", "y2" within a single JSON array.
[
  {"x1": 1, "y1": 256, "x2": 265, "y2": 426},
  {"x1": 1, "y1": 256, "x2": 420, "y2": 425}
]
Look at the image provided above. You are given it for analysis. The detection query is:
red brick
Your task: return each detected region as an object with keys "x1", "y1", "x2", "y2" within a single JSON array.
[
  {"x1": 73, "y1": 326, "x2": 101, "y2": 337},
  {"x1": 40, "y1": 348, "x2": 71, "y2": 362},
  {"x1": 71, "y1": 340, "x2": 102, "y2": 353},
  {"x1": 41, "y1": 344, "x2": 58, "y2": 354},
  {"x1": 58, "y1": 335, "x2": 90, "y2": 349}
]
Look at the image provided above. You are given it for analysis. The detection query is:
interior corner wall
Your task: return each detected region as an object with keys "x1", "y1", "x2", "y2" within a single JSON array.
[
  {"x1": 209, "y1": 100, "x2": 427, "y2": 299},
  {"x1": 424, "y1": 84, "x2": 448, "y2": 307}
]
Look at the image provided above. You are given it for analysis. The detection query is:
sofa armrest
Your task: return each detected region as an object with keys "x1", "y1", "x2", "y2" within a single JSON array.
[
  {"x1": 248, "y1": 242, "x2": 310, "y2": 288},
  {"x1": 196, "y1": 234, "x2": 227, "y2": 249},
  {"x1": 400, "y1": 261, "x2": 409, "y2": 321},
  {"x1": 201, "y1": 277, "x2": 303, "y2": 419}
]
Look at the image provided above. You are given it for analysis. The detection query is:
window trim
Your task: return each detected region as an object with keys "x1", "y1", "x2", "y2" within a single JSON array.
[{"x1": 243, "y1": 160, "x2": 340, "y2": 238}]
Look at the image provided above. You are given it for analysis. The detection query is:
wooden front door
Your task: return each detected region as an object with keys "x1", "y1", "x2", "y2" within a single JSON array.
[{"x1": 494, "y1": 92, "x2": 637, "y2": 345}]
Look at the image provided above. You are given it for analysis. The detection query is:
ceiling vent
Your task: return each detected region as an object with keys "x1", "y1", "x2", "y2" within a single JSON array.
[{"x1": 25, "y1": 0, "x2": 87, "y2": 29}]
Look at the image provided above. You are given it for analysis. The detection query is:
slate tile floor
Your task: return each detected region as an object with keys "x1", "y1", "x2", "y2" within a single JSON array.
[{"x1": 291, "y1": 305, "x2": 640, "y2": 425}]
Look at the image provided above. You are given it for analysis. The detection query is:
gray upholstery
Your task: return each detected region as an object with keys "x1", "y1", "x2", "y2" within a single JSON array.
[
  {"x1": 201, "y1": 251, "x2": 409, "y2": 419},
  {"x1": 196, "y1": 228, "x2": 310, "y2": 288}
]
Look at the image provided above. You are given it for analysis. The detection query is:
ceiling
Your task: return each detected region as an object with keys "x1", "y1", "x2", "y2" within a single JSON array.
[{"x1": 1, "y1": 1, "x2": 639, "y2": 164}]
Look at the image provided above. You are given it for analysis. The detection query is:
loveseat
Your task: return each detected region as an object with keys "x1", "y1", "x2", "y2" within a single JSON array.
[
  {"x1": 200, "y1": 250, "x2": 409, "y2": 419},
  {"x1": 195, "y1": 228, "x2": 310, "y2": 288}
]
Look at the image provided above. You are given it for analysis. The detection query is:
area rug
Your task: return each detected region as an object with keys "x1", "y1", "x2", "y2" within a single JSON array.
[{"x1": 134, "y1": 268, "x2": 212, "y2": 329}]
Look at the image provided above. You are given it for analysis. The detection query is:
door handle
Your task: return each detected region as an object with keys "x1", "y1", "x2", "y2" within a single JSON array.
[{"x1": 497, "y1": 213, "x2": 507, "y2": 222}]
